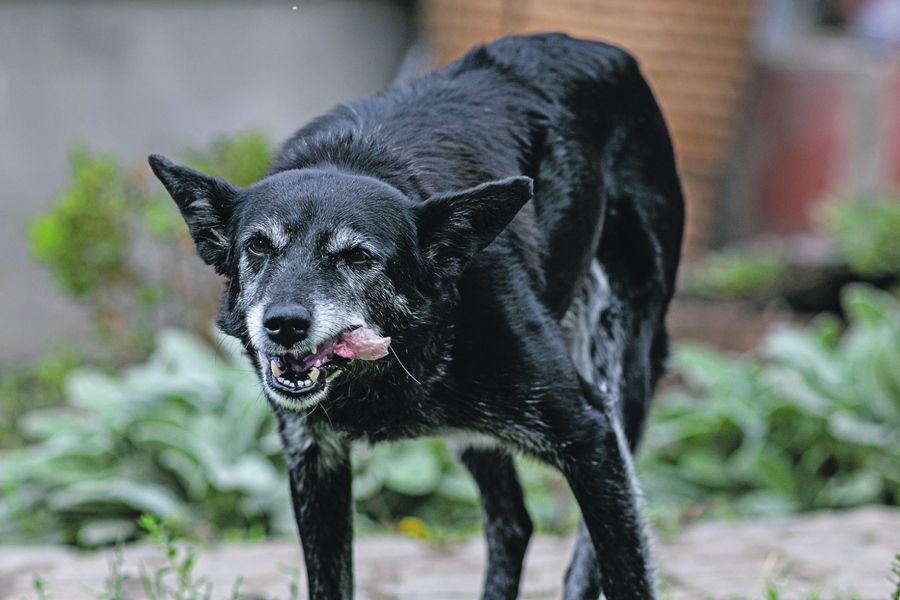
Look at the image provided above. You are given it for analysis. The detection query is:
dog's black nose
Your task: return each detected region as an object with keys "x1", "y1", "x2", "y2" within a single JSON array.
[{"x1": 263, "y1": 304, "x2": 312, "y2": 347}]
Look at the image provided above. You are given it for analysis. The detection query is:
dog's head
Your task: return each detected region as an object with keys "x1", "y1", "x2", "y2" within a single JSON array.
[{"x1": 149, "y1": 155, "x2": 532, "y2": 410}]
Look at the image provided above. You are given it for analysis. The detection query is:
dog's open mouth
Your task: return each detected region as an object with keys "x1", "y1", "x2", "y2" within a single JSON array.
[
  {"x1": 262, "y1": 327, "x2": 391, "y2": 397},
  {"x1": 264, "y1": 337, "x2": 350, "y2": 395}
]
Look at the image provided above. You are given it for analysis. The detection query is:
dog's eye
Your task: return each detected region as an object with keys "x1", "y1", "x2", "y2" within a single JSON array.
[
  {"x1": 340, "y1": 248, "x2": 371, "y2": 266},
  {"x1": 248, "y1": 238, "x2": 273, "y2": 256}
]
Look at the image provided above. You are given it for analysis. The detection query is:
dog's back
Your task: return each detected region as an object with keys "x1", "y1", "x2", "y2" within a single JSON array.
[{"x1": 271, "y1": 33, "x2": 684, "y2": 446}]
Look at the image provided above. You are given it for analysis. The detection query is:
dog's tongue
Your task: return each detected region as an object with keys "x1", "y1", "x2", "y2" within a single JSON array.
[{"x1": 334, "y1": 327, "x2": 391, "y2": 360}]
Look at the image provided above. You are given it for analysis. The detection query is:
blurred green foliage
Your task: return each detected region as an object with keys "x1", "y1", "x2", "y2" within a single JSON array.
[
  {"x1": 0, "y1": 346, "x2": 82, "y2": 450},
  {"x1": 28, "y1": 132, "x2": 272, "y2": 361},
  {"x1": 0, "y1": 331, "x2": 290, "y2": 546},
  {"x1": 3, "y1": 286, "x2": 897, "y2": 547},
  {"x1": 0, "y1": 330, "x2": 574, "y2": 547},
  {"x1": 819, "y1": 193, "x2": 900, "y2": 279},
  {"x1": 683, "y1": 193, "x2": 900, "y2": 303},
  {"x1": 638, "y1": 284, "x2": 900, "y2": 518},
  {"x1": 30, "y1": 149, "x2": 133, "y2": 298},
  {"x1": 182, "y1": 132, "x2": 272, "y2": 188},
  {"x1": 679, "y1": 249, "x2": 788, "y2": 301}
]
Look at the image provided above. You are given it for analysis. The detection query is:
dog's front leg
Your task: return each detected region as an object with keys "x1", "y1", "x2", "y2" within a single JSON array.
[
  {"x1": 278, "y1": 412, "x2": 354, "y2": 600},
  {"x1": 459, "y1": 446, "x2": 533, "y2": 600},
  {"x1": 556, "y1": 407, "x2": 656, "y2": 600}
]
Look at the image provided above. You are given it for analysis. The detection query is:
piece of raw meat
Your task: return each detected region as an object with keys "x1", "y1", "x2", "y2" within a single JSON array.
[{"x1": 334, "y1": 327, "x2": 391, "y2": 360}]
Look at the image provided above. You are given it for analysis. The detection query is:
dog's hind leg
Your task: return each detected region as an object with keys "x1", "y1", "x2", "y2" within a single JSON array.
[
  {"x1": 549, "y1": 388, "x2": 656, "y2": 600},
  {"x1": 563, "y1": 518, "x2": 602, "y2": 600},
  {"x1": 459, "y1": 446, "x2": 533, "y2": 600}
]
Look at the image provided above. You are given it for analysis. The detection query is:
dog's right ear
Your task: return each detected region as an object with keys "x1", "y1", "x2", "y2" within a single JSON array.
[{"x1": 148, "y1": 154, "x2": 240, "y2": 274}]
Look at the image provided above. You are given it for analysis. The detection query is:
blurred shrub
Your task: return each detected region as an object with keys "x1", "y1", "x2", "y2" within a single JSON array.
[
  {"x1": 181, "y1": 132, "x2": 273, "y2": 188},
  {"x1": 678, "y1": 249, "x2": 788, "y2": 301},
  {"x1": 29, "y1": 132, "x2": 272, "y2": 361},
  {"x1": 0, "y1": 346, "x2": 81, "y2": 450},
  {"x1": 818, "y1": 192, "x2": 900, "y2": 280},
  {"x1": 30, "y1": 149, "x2": 133, "y2": 298},
  {"x1": 0, "y1": 330, "x2": 291, "y2": 546},
  {"x1": 6, "y1": 286, "x2": 898, "y2": 545},
  {"x1": 681, "y1": 193, "x2": 900, "y2": 304},
  {"x1": 639, "y1": 284, "x2": 900, "y2": 517}
]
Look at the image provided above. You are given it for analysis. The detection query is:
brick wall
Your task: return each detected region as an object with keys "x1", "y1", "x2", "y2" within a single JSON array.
[{"x1": 421, "y1": 0, "x2": 758, "y2": 256}]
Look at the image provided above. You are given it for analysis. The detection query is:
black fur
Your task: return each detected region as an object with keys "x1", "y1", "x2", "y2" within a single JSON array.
[{"x1": 150, "y1": 33, "x2": 684, "y2": 600}]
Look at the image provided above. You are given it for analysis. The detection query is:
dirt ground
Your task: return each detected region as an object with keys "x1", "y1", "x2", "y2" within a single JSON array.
[{"x1": 1, "y1": 506, "x2": 898, "y2": 600}]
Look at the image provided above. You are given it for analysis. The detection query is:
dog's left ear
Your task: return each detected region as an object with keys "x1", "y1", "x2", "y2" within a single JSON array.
[
  {"x1": 416, "y1": 176, "x2": 533, "y2": 277},
  {"x1": 149, "y1": 154, "x2": 240, "y2": 275}
]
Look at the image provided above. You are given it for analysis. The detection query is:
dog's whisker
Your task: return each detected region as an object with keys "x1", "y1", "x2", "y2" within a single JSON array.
[
  {"x1": 389, "y1": 346, "x2": 422, "y2": 387},
  {"x1": 312, "y1": 397, "x2": 335, "y2": 428}
]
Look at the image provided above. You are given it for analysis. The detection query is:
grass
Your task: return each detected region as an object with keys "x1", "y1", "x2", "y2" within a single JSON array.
[
  {"x1": 892, "y1": 554, "x2": 900, "y2": 600},
  {"x1": 22, "y1": 515, "x2": 302, "y2": 600},
  {"x1": 20, "y1": 517, "x2": 900, "y2": 600}
]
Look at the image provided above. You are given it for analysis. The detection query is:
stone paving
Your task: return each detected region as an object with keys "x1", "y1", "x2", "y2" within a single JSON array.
[{"x1": 1, "y1": 506, "x2": 898, "y2": 600}]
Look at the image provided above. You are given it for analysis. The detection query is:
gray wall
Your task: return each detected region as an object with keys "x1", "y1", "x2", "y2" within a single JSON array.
[{"x1": 0, "y1": 0, "x2": 414, "y2": 362}]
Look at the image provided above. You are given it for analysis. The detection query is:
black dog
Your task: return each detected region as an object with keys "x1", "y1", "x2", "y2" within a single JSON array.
[{"x1": 150, "y1": 33, "x2": 684, "y2": 600}]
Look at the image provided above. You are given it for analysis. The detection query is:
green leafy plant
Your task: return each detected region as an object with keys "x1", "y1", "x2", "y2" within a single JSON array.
[
  {"x1": 818, "y1": 193, "x2": 900, "y2": 280},
  {"x1": 136, "y1": 514, "x2": 214, "y2": 600},
  {"x1": 638, "y1": 284, "x2": 900, "y2": 516},
  {"x1": 887, "y1": 556, "x2": 900, "y2": 600},
  {"x1": 28, "y1": 132, "x2": 272, "y2": 361},
  {"x1": 0, "y1": 345, "x2": 81, "y2": 449},
  {"x1": 181, "y1": 131, "x2": 272, "y2": 188},
  {"x1": 31, "y1": 574, "x2": 52, "y2": 600},
  {"x1": 30, "y1": 148, "x2": 133, "y2": 298},
  {"x1": 351, "y1": 438, "x2": 478, "y2": 534},
  {"x1": 0, "y1": 328, "x2": 572, "y2": 546},
  {"x1": 0, "y1": 330, "x2": 291, "y2": 546},
  {"x1": 679, "y1": 248, "x2": 788, "y2": 301}
]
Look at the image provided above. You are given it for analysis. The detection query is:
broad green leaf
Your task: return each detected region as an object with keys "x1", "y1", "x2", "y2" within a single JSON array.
[
  {"x1": 842, "y1": 283, "x2": 900, "y2": 327},
  {"x1": 734, "y1": 489, "x2": 800, "y2": 517},
  {"x1": 827, "y1": 412, "x2": 890, "y2": 447},
  {"x1": 816, "y1": 469, "x2": 883, "y2": 507},
  {"x1": 48, "y1": 479, "x2": 185, "y2": 518},
  {"x1": 436, "y1": 469, "x2": 479, "y2": 503},
  {"x1": 77, "y1": 518, "x2": 137, "y2": 547},
  {"x1": 382, "y1": 442, "x2": 443, "y2": 496}
]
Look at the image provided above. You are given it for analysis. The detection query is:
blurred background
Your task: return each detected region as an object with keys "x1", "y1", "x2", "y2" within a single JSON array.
[{"x1": 1, "y1": 0, "x2": 899, "y2": 551}]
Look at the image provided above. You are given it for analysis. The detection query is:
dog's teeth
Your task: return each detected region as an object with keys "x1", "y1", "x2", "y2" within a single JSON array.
[
  {"x1": 326, "y1": 369, "x2": 343, "y2": 383},
  {"x1": 309, "y1": 367, "x2": 320, "y2": 382},
  {"x1": 311, "y1": 345, "x2": 317, "y2": 355},
  {"x1": 271, "y1": 360, "x2": 283, "y2": 378},
  {"x1": 314, "y1": 359, "x2": 322, "y2": 368}
]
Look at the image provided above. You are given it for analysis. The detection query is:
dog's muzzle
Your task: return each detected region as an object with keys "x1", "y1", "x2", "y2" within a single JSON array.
[
  {"x1": 259, "y1": 327, "x2": 391, "y2": 402},
  {"x1": 262, "y1": 336, "x2": 350, "y2": 397}
]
